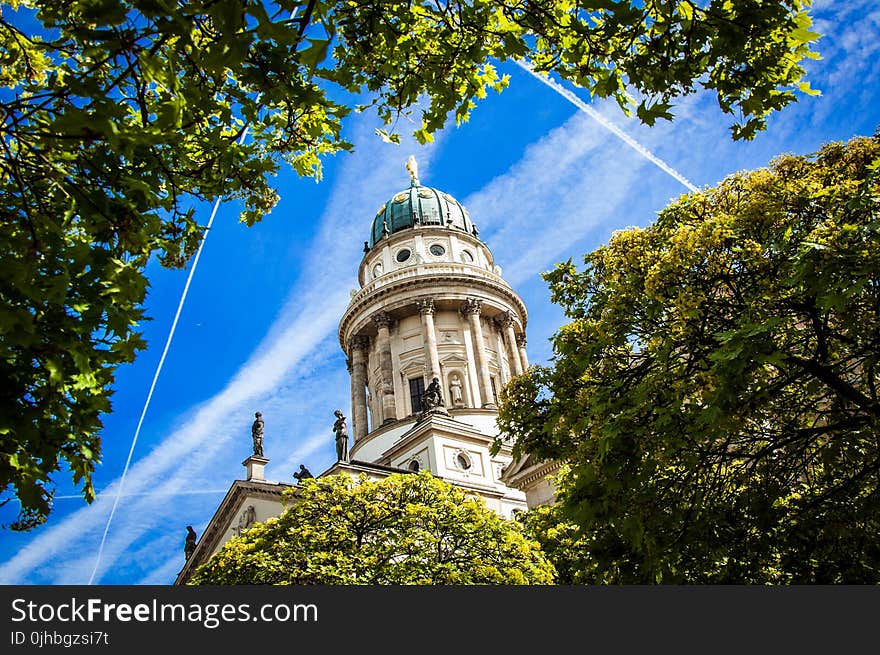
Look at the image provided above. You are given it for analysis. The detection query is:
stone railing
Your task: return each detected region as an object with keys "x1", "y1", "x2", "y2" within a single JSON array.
[{"x1": 347, "y1": 261, "x2": 509, "y2": 308}]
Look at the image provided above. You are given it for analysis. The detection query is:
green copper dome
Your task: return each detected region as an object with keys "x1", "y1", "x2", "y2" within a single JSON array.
[{"x1": 368, "y1": 179, "x2": 477, "y2": 250}]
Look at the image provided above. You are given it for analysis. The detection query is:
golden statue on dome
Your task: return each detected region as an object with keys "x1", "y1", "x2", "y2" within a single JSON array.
[{"x1": 406, "y1": 155, "x2": 419, "y2": 184}]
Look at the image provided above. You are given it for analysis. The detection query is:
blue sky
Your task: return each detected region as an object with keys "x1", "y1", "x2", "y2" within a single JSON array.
[{"x1": 2, "y1": 1, "x2": 879, "y2": 585}]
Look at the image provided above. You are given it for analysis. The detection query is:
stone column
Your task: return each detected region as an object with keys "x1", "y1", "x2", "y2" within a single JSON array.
[
  {"x1": 500, "y1": 312, "x2": 524, "y2": 377},
  {"x1": 373, "y1": 312, "x2": 397, "y2": 423},
  {"x1": 348, "y1": 335, "x2": 369, "y2": 442},
  {"x1": 463, "y1": 298, "x2": 496, "y2": 408},
  {"x1": 417, "y1": 298, "x2": 441, "y2": 382},
  {"x1": 517, "y1": 333, "x2": 529, "y2": 371}
]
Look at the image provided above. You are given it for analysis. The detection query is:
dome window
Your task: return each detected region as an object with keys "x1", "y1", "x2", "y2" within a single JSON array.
[
  {"x1": 396, "y1": 249, "x2": 411, "y2": 263},
  {"x1": 429, "y1": 244, "x2": 445, "y2": 257},
  {"x1": 460, "y1": 250, "x2": 474, "y2": 263}
]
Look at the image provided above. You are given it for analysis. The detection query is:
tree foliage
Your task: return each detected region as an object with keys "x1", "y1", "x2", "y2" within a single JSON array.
[
  {"x1": 0, "y1": 0, "x2": 820, "y2": 529},
  {"x1": 190, "y1": 472, "x2": 554, "y2": 585},
  {"x1": 498, "y1": 132, "x2": 880, "y2": 583}
]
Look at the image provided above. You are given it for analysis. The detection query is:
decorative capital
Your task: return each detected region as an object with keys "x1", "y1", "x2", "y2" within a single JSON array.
[
  {"x1": 516, "y1": 333, "x2": 527, "y2": 348},
  {"x1": 495, "y1": 310, "x2": 516, "y2": 329},
  {"x1": 349, "y1": 335, "x2": 370, "y2": 352},
  {"x1": 462, "y1": 298, "x2": 483, "y2": 315},
  {"x1": 417, "y1": 297, "x2": 436, "y2": 315},
  {"x1": 372, "y1": 311, "x2": 393, "y2": 329}
]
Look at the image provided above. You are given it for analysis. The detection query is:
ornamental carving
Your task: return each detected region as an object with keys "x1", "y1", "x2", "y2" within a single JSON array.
[
  {"x1": 349, "y1": 335, "x2": 370, "y2": 352},
  {"x1": 462, "y1": 298, "x2": 483, "y2": 315},
  {"x1": 495, "y1": 311, "x2": 516, "y2": 329},
  {"x1": 372, "y1": 311, "x2": 393, "y2": 329},
  {"x1": 236, "y1": 505, "x2": 256, "y2": 536},
  {"x1": 416, "y1": 298, "x2": 436, "y2": 315}
]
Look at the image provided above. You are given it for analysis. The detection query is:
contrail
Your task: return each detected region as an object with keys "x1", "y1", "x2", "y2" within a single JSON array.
[
  {"x1": 53, "y1": 489, "x2": 228, "y2": 501},
  {"x1": 515, "y1": 60, "x2": 699, "y2": 193},
  {"x1": 87, "y1": 9, "x2": 303, "y2": 585}
]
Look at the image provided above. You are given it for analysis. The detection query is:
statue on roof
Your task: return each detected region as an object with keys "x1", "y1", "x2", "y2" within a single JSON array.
[
  {"x1": 293, "y1": 464, "x2": 314, "y2": 482},
  {"x1": 333, "y1": 409, "x2": 349, "y2": 462},
  {"x1": 422, "y1": 377, "x2": 444, "y2": 410},
  {"x1": 251, "y1": 411, "x2": 264, "y2": 457},
  {"x1": 184, "y1": 525, "x2": 197, "y2": 561}
]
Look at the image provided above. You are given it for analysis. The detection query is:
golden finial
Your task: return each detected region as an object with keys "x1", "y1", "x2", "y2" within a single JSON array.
[{"x1": 405, "y1": 155, "x2": 419, "y2": 185}]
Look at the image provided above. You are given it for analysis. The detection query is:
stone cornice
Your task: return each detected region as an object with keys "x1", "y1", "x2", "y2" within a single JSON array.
[
  {"x1": 502, "y1": 459, "x2": 562, "y2": 491},
  {"x1": 339, "y1": 270, "x2": 528, "y2": 349}
]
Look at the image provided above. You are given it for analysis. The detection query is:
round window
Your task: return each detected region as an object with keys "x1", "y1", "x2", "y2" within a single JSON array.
[
  {"x1": 429, "y1": 244, "x2": 445, "y2": 257},
  {"x1": 396, "y1": 249, "x2": 411, "y2": 263},
  {"x1": 456, "y1": 453, "x2": 471, "y2": 470},
  {"x1": 460, "y1": 250, "x2": 474, "y2": 263},
  {"x1": 408, "y1": 460, "x2": 420, "y2": 472}
]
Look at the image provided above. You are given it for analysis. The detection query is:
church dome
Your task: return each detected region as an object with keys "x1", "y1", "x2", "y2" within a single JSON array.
[{"x1": 367, "y1": 179, "x2": 477, "y2": 250}]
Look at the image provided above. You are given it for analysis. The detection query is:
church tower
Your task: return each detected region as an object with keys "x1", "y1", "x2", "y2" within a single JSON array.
[
  {"x1": 175, "y1": 160, "x2": 531, "y2": 583},
  {"x1": 334, "y1": 157, "x2": 529, "y2": 516}
]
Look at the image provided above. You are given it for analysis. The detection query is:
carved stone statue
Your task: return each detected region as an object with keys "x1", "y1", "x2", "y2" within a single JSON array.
[
  {"x1": 251, "y1": 411, "x2": 264, "y2": 457},
  {"x1": 293, "y1": 464, "x2": 313, "y2": 482},
  {"x1": 237, "y1": 505, "x2": 256, "y2": 536},
  {"x1": 184, "y1": 525, "x2": 197, "y2": 561},
  {"x1": 333, "y1": 409, "x2": 349, "y2": 462},
  {"x1": 422, "y1": 377, "x2": 444, "y2": 410},
  {"x1": 449, "y1": 374, "x2": 464, "y2": 407}
]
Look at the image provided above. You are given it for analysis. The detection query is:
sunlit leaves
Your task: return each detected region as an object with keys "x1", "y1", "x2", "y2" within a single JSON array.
[
  {"x1": 190, "y1": 473, "x2": 555, "y2": 585},
  {"x1": 498, "y1": 132, "x2": 880, "y2": 583}
]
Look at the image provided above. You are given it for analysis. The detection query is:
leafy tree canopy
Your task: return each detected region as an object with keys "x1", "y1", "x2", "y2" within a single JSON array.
[
  {"x1": 498, "y1": 132, "x2": 880, "y2": 583},
  {"x1": 0, "y1": 0, "x2": 820, "y2": 529},
  {"x1": 190, "y1": 472, "x2": 554, "y2": 584}
]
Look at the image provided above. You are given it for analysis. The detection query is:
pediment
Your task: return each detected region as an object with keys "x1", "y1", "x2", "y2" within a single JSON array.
[
  {"x1": 399, "y1": 357, "x2": 426, "y2": 375},
  {"x1": 439, "y1": 353, "x2": 468, "y2": 365}
]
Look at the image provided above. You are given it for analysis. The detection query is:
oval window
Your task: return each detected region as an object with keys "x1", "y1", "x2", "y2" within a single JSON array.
[
  {"x1": 460, "y1": 250, "x2": 474, "y2": 263},
  {"x1": 429, "y1": 244, "x2": 445, "y2": 257},
  {"x1": 456, "y1": 453, "x2": 472, "y2": 470},
  {"x1": 396, "y1": 249, "x2": 411, "y2": 263}
]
